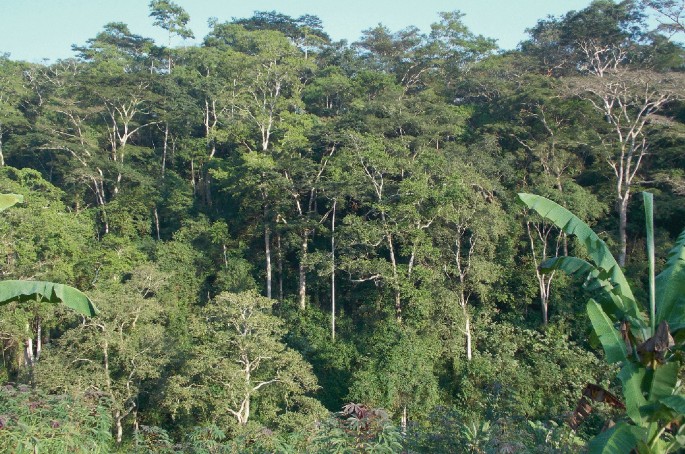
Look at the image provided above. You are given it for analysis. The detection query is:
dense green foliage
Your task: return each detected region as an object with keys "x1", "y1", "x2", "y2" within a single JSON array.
[{"x1": 1, "y1": 0, "x2": 684, "y2": 451}]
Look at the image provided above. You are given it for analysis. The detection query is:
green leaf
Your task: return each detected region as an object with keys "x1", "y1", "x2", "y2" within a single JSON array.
[
  {"x1": 540, "y1": 256, "x2": 617, "y2": 297},
  {"x1": 647, "y1": 362, "x2": 679, "y2": 403},
  {"x1": 586, "y1": 421, "x2": 643, "y2": 454},
  {"x1": 518, "y1": 193, "x2": 639, "y2": 320},
  {"x1": 0, "y1": 193, "x2": 23, "y2": 212},
  {"x1": 661, "y1": 394, "x2": 685, "y2": 416},
  {"x1": 587, "y1": 299, "x2": 628, "y2": 364},
  {"x1": 656, "y1": 228, "x2": 685, "y2": 333},
  {"x1": 0, "y1": 280, "x2": 97, "y2": 317},
  {"x1": 618, "y1": 362, "x2": 647, "y2": 425}
]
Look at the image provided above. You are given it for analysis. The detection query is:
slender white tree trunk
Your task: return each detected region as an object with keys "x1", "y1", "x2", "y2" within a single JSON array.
[{"x1": 331, "y1": 200, "x2": 336, "y2": 340}]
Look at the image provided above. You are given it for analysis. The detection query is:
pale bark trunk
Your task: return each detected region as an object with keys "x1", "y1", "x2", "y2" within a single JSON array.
[
  {"x1": 115, "y1": 410, "x2": 123, "y2": 444},
  {"x1": 618, "y1": 192, "x2": 630, "y2": 267},
  {"x1": 298, "y1": 231, "x2": 309, "y2": 310},
  {"x1": 0, "y1": 128, "x2": 4, "y2": 166},
  {"x1": 190, "y1": 159, "x2": 196, "y2": 194},
  {"x1": 277, "y1": 234, "x2": 283, "y2": 302},
  {"x1": 383, "y1": 216, "x2": 401, "y2": 322},
  {"x1": 35, "y1": 320, "x2": 41, "y2": 361},
  {"x1": 243, "y1": 396, "x2": 250, "y2": 425},
  {"x1": 24, "y1": 337, "x2": 34, "y2": 368},
  {"x1": 331, "y1": 200, "x2": 336, "y2": 341},
  {"x1": 154, "y1": 207, "x2": 161, "y2": 241},
  {"x1": 465, "y1": 315, "x2": 472, "y2": 361},
  {"x1": 401, "y1": 405, "x2": 408, "y2": 434},
  {"x1": 265, "y1": 213, "x2": 272, "y2": 299},
  {"x1": 161, "y1": 123, "x2": 168, "y2": 178}
]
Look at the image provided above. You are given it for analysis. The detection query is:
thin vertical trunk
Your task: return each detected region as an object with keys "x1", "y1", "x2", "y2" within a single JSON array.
[
  {"x1": 243, "y1": 395, "x2": 250, "y2": 425},
  {"x1": 401, "y1": 405, "x2": 408, "y2": 434},
  {"x1": 161, "y1": 123, "x2": 168, "y2": 178},
  {"x1": 24, "y1": 337, "x2": 34, "y2": 368},
  {"x1": 190, "y1": 159, "x2": 196, "y2": 194},
  {"x1": 277, "y1": 234, "x2": 284, "y2": 302},
  {"x1": 154, "y1": 207, "x2": 161, "y2": 241},
  {"x1": 264, "y1": 208, "x2": 272, "y2": 299},
  {"x1": 115, "y1": 410, "x2": 123, "y2": 444},
  {"x1": 35, "y1": 319, "x2": 41, "y2": 361},
  {"x1": 298, "y1": 231, "x2": 309, "y2": 310},
  {"x1": 464, "y1": 313, "x2": 472, "y2": 361},
  {"x1": 383, "y1": 214, "x2": 401, "y2": 323},
  {"x1": 331, "y1": 200, "x2": 336, "y2": 341},
  {"x1": 618, "y1": 192, "x2": 630, "y2": 267},
  {"x1": 0, "y1": 128, "x2": 5, "y2": 166}
]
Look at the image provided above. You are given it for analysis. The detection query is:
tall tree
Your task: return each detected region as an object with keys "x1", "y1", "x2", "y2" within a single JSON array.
[{"x1": 149, "y1": 0, "x2": 194, "y2": 72}]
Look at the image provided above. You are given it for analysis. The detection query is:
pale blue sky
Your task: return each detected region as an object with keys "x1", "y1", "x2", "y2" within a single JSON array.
[{"x1": 2, "y1": 0, "x2": 595, "y2": 62}]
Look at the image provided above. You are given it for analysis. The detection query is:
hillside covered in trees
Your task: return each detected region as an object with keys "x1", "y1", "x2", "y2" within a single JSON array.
[{"x1": 1, "y1": 0, "x2": 685, "y2": 452}]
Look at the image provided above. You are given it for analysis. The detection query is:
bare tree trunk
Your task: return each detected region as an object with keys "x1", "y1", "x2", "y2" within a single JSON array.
[
  {"x1": 401, "y1": 405, "x2": 408, "y2": 434},
  {"x1": 24, "y1": 337, "x2": 34, "y2": 368},
  {"x1": 115, "y1": 410, "x2": 123, "y2": 444},
  {"x1": 331, "y1": 200, "x2": 336, "y2": 340},
  {"x1": 154, "y1": 206, "x2": 161, "y2": 241},
  {"x1": 35, "y1": 319, "x2": 41, "y2": 361},
  {"x1": 190, "y1": 159, "x2": 196, "y2": 194},
  {"x1": 464, "y1": 314, "x2": 472, "y2": 361},
  {"x1": 383, "y1": 219, "x2": 401, "y2": 322},
  {"x1": 161, "y1": 123, "x2": 168, "y2": 178},
  {"x1": 0, "y1": 129, "x2": 5, "y2": 167},
  {"x1": 618, "y1": 192, "x2": 630, "y2": 267},
  {"x1": 264, "y1": 209, "x2": 272, "y2": 299},
  {"x1": 298, "y1": 231, "x2": 309, "y2": 310},
  {"x1": 277, "y1": 234, "x2": 283, "y2": 302}
]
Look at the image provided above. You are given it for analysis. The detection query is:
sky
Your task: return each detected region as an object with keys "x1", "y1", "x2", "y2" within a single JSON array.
[{"x1": 1, "y1": 0, "x2": 596, "y2": 63}]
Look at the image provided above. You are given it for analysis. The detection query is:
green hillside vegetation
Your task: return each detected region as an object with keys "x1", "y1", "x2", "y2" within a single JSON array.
[{"x1": 1, "y1": 1, "x2": 684, "y2": 451}]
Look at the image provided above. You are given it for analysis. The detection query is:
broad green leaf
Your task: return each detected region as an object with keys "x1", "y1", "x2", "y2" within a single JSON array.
[
  {"x1": 647, "y1": 362, "x2": 679, "y2": 403},
  {"x1": 0, "y1": 280, "x2": 97, "y2": 317},
  {"x1": 656, "y1": 228, "x2": 685, "y2": 333},
  {"x1": 518, "y1": 193, "x2": 638, "y2": 319},
  {"x1": 587, "y1": 299, "x2": 628, "y2": 364},
  {"x1": 587, "y1": 421, "x2": 643, "y2": 454},
  {"x1": 618, "y1": 362, "x2": 648, "y2": 425},
  {"x1": 661, "y1": 394, "x2": 685, "y2": 416},
  {"x1": 0, "y1": 193, "x2": 23, "y2": 212},
  {"x1": 541, "y1": 256, "x2": 617, "y2": 297}
]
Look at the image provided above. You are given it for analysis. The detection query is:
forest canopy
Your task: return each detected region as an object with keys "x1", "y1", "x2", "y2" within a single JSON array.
[{"x1": 0, "y1": 0, "x2": 684, "y2": 452}]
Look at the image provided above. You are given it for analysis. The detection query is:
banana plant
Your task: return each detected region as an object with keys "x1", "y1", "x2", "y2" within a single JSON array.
[
  {"x1": 0, "y1": 193, "x2": 96, "y2": 317},
  {"x1": 519, "y1": 192, "x2": 685, "y2": 453}
]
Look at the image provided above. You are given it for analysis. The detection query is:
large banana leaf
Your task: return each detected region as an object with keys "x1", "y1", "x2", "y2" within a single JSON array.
[
  {"x1": 647, "y1": 362, "x2": 679, "y2": 403},
  {"x1": 618, "y1": 362, "x2": 648, "y2": 426},
  {"x1": 587, "y1": 299, "x2": 628, "y2": 364},
  {"x1": 655, "y1": 229, "x2": 685, "y2": 333},
  {"x1": 518, "y1": 193, "x2": 639, "y2": 320},
  {"x1": 586, "y1": 421, "x2": 644, "y2": 454},
  {"x1": 0, "y1": 193, "x2": 23, "y2": 212},
  {"x1": 541, "y1": 256, "x2": 619, "y2": 299},
  {"x1": 0, "y1": 280, "x2": 97, "y2": 317}
]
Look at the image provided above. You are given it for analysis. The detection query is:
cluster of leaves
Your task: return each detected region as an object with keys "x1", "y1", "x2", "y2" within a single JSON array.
[{"x1": 0, "y1": 384, "x2": 112, "y2": 453}]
